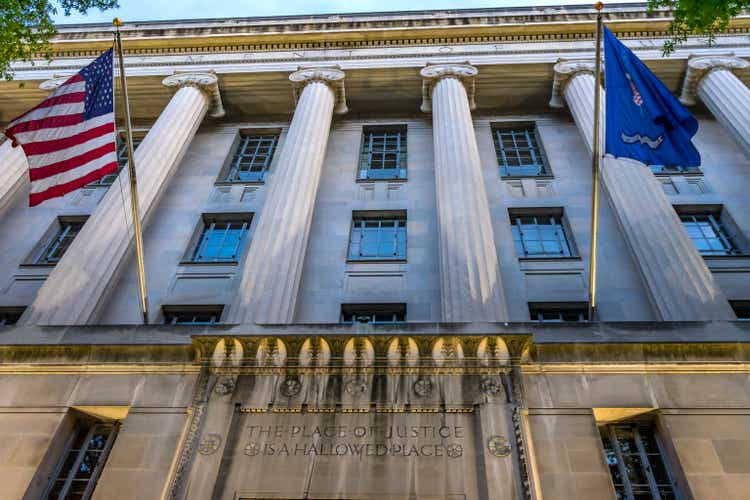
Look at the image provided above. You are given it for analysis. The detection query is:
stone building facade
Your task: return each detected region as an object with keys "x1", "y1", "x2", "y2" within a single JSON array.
[{"x1": 0, "y1": 3, "x2": 749, "y2": 499}]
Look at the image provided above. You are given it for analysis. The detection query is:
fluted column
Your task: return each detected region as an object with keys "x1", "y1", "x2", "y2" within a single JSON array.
[
  {"x1": 227, "y1": 67, "x2": 347, "y2": 324},
  {"x1": 551, "y1": 60, "x2": 734, "y2": 320},
  {"x1": 21, "y1": 72, "x2": 224, "y2": 325},
  {"x1": 680, "y1": 55, "x2": 750, "y2": 157},
  {"x1": 421, "y1": 63, "x2": 509, "y2": 322}
]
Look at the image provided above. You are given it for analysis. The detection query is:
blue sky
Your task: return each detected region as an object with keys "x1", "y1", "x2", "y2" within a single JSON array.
[{"x1": 52, "y1": 0, "x2": 644, "y2": 24}]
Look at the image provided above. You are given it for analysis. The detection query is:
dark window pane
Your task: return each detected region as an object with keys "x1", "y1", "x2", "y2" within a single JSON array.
[
  {"x1": 349, "y1": 216, "x2": 406, "y2": 261},
  {"x1": 37, "y1": 219, "x2": 86, "y2": 265},
  {"x1": 359, "y1": 127, "x2": 407, "y2": 180},
  {"x1": 226, "y1": 134, "x2": 279, "y2": 182},
  {"x1": 494, "y1": 126, "x2": 548, "y2": 177}
]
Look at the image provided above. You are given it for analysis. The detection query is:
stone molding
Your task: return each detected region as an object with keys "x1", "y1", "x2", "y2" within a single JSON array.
[
  {"x1": 162, "y1": 71, "x2": 226, "y2": 118},
  {"x1": 420, "y1": 62, "x2": 478, "y2": 112},
  {"x1": 289, "y1": 66, "x2": 348, "y2": 114},
  {"x1": 549, "y1": 59, "x2": 596, "y2": 108},
  {"x1": 680, "y1": 54, "x2": 750, "y2": 105}
]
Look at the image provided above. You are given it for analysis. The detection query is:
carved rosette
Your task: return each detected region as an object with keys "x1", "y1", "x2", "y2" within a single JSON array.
[
  {"x1": 549, "y1": 59, "x2": 597, "y2": 109},
  {"x1": 289, "y1": 67, "x2": 348, "y2": 114},
  {"x1": 680, "y1": 55, "x2": 750, "y2": 105},
  {"x1": 420, "y1": 63, "x2": 478, "y2": 112},
  {"x1": 162, "y1": 71, "x2": 226, "y2": 118}
]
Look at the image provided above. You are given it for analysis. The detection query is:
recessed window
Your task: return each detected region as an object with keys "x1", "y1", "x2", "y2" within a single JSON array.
[
  {"x1": 731, "y1": 301, "x2": 750, "y2": 320},
  {"x1": 650, "y1": 164, "x2": 701, "y2": 175},
  {"x1": 43, "y1": 420, "x2": 118, "y2": 500},
  {"x1": 341, "y1": 303, "x2": 406, "y2": 324},
  {"x1": 348, "y1": 211, "x2": 407, "y2": 261},
  {"x1": 28, "y1": 217, "x2": 88, "y2": 266},
  {"x1": 676, "y1": 206, "x2": 745, "y2": 256},
  {"x1": 600, "y1": 423, "x2": 681, "y2": 500},
  {"x1": 222, "y1": 132, "x2": 279, "y2": 183},
  {"x1": 493, "y1": 124, "x2": 550, "y2": 177},
  {"x1": 0, "y1": 307, "x2": 25, "y2": 325},
  {"x1": 528, "y1": 302, "x2": 588, "y2": 322},
  {"x1": 87, "y1": 132, "x2": 145, "y2": 187},
  {"x1": 358, "y1": 125, "x2": 407, "y2": 181},
  {"x1": 162, "y1": 305, "x2": 223, "y2": 325},
  {"x1": 510, "y1": 208, "x2": 576, "y2": 258},
  {"x1": 186, "y1": 213, "x2": 252, "y2": 264}
]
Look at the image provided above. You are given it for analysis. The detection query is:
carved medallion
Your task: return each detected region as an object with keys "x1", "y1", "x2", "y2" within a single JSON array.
[
  {"x1": 214, "y1": 376, "x2": 236, "y2": 396},
  {"x1": 446, "y1": 443, "x2": 463, "y2": 458},
  {"x1": 197, "y1": 433, "x2": 222, "y2": 455},
  {"x1": 279, "y1": 377, "x2": 302, "y2": 398},
  {"x1": 480, "y1": 375, "x2": 505, "y2": 397},
  {"x1": 345, "y1": 378, "x2": 368, "y2": 396},
  {"x1": 244, "y1": 442, "x2": 261, "y2": 456},
  {"x1": 413, "y1": 377, "x2": 433, "y2": 398},
  {"x1": 487, "y1": 435, "x2": 511, "y2": 457}
]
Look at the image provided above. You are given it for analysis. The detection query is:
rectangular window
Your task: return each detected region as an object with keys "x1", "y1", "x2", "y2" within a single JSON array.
[
  {"x1": 510, "y1": 208, "x2": 576, "y2": 258},
  {"x1": 600, "y1": 423, "x2": 681, "y2": 500},
  {"x1": 358, "y1": 125, "x2": 407, "y2": 180},
  {"x1": 493, "y1": 124, "x2": 549, "y2": 177},
  {"x1": 162, "y1": 305, "x2": 223, "y2": 325},
  {"x1": 223, "y1": 132, "x2": 279, "y2": 183},
  {"x1": 650, "y1": 165, "x2": 701, "y2": 175},
  {"x1": 341, "y1": 303, "x2": 406, "y2": 324},
  {"x1": 187, "y1": 214, "x2": 252, "y2": 263},
  {"x1": 43, "y1": 420, "x2": 118, "y2": 500},
  {"x1": 32, "y1": 217, "x2": 88, "y2": 265},
  {"x1": 676, "y1": 206, "x2": 745, "y2": 256},
  {"x1": 528, "y1": 302, "x2": 588, "y2": 322},
  {"x1": 348, "y1": 211, "x2": 407, "y2": 261},
  {"x1": 87, "y1": 132, "x2": 145, "y2": 187},
  {"x1": 0, "y1": 307, "x2": 25, "y2": 325},
  {"x1": 731, "y1": 301, "x2": 750, "y2": 320}
]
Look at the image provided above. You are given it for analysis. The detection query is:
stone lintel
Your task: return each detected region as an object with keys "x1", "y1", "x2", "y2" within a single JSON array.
[
  {"x1": 680, "y1": 54, "x2": 750, "y2": 105},
  {"x1": 549, "y1": 59, "x2": 596, "y2": 109},
  {"x1": 420, "y1": 62, "x2": 478, "y2": 113},
  {"x1": 162, "y1": 71, "x2": 226, "y2": 118},
  {"x1": 289, "y1": 66, "x2": 348, "y2": 114}
]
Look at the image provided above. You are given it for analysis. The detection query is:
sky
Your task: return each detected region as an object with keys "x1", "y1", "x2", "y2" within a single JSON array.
[{"x1": 52, "y1": 0, "x2": 645, "y2": 25}]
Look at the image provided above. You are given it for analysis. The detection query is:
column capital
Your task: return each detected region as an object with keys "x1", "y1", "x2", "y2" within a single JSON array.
[
  {"x1": 39, "y1": 75, "x2": 71, "y2": 92},
  {"x1": 549, "y1": 59, "x2": 596, "y2": 109},
  {"x1": 162, "y1": 71, "x2": 225, "y2": 118},
  {"x1": 289, "y1": 66, "x2": 348, "y2": 114},
  {"x1": 420, "y1": 62, "x2": 478, "y2": 113},
  {"x1": 680, "y1": 54, "x2": 750, "y2": 105}
]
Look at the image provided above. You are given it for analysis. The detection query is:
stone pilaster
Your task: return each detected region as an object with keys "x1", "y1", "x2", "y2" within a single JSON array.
[
  {"x1": 551, "y1": 60, "x2": 734, "y2": 320},
  {"x1": 21, "y1": 72, "x2": 224, "y2": 325},
  {"x1": 680, "y1": 55, "x2": 750, "y2": 157},
  {"x1": 421, "y1": 63, "x2": 509, "y2": 322},
  {"x1": 227, "y1": 67, "x2": 346, "y2": 324}
]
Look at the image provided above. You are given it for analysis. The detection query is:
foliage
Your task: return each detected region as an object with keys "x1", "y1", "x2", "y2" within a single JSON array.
[
  {"x1": 648, "y1": 0, "x2": 748, "y2": 54},
  {"x1": 0, "y1": 0, "x2": 118, "y2": 80}
]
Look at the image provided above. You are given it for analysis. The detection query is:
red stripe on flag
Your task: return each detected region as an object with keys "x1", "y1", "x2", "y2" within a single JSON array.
[
  {"x1": 29, "y1": 162, "x2": 118, "y2": 207},
  {"x1": 33, "y1": 91, "x2": 86, "y2": 110},
  {"x1": 6, "y1": 74, "x2": 85, "y2": 125},
  {"x1": 29, "y1": 142, "x2": 116, "y2": 181},
  {"x1": 6, "y1": 114, "x2": 83, "y2": 135},
  {"x1": 23, "y1": 122, "x2": 115, "y2": 156}
]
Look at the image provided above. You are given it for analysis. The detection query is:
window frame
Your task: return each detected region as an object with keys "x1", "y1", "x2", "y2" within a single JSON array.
[
  {"x1": 492, "y1": 123, "x2": 552, "y2": 178},
  {"x1": 24, "y1": 216, "x2": 88, "y2": 267},
  {"x1": 216, "y1": 129, "x2": 281, "y2": 185},
  {"x1": 86, "y1": 131, "x2": 146, "y2": 188},
  {"x1": 730, "y1": 300, "x2": 750, "y2": 321},
  {"x1": 649, "y1": 164, "x2": 702, "y2": 176},
  {"x1": 346, "y1": 210, "x2": 407, "y2": 262},
  {"x1": 340, "y1": 303, "x2": 407, "y2": 325},
  {"x1": 675, "y1": 205, "x2": 747, "y2": 257},
  {"x1": 528, "y1": 302, "x2": 589, "y2": 323},
  {"x1": 509, "y1": 207, "x2": 578, "y2": 260},
  {"x1": 357, "y1": 125, "x2": 408, "y2": 181},
  {"x1": 182, "y1": 213, "x2": 253, "y2": 265},
  {"x1": 0, "y1": 307, "x2": 25, "y2": 326},
  {"x1": 162, "y1": 305, "x2": 224, "y2": 325}
]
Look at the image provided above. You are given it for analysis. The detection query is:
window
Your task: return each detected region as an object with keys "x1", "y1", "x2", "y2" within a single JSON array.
[
  {"x1": 600, "y1": 423, "x2": 681, "y2": 500},
  {"x1": 43, "y1": 420, "x2": 118, "y2": 500},
  {"x1": 528, "y1": 302, "x2": 588, "y2": 322},
  {"x1": 341, "y1": 303, "x2": 406, "y2": 324},
  {"x1": 31, "y1": 217, "x2": 87, "y2": 265},
  {"x1": 731, "y1": 301, "x2": 750, "y2": 320},
  {"x1": 650, "y1": 165, "x2": 701, "y2": 175},
  {"x1": 187, "y1": 214, "x2": 252, "y2": 263},
  {"x1": 222, "y1": 132, "x2": 279, "y2": 183},
  {"x1": 493, "y1": 124, "x2": 550, "y2": 177},
  {"x1": 0, "y1": 307, "x2": 25, "y2": 325},
  {"x1": 162, "y1": 305, "x2": 223, "y2": 325},
  {"x1": 510, "y1": 209, "x2": 576, "y2": 258},
  {"x1": 358, "y1": 126, "x2": 407, "y2": 180},
  {"x1": 676, "y1": 206, "x2": 745, "y2": 256},
  {"x1": 87, "y1": 132, "x2": 144, "y2": 187},
  {"x1": 348, "y1": 212, "x2": 407, "y2": 261}
]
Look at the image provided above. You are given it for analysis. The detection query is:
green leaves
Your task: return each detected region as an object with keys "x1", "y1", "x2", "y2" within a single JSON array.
[{"x1": 0, "y1": 0, "x2": 118, "y2": 80}]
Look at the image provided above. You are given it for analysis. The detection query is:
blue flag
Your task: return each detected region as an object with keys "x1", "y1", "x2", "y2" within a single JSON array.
[{"x1": 604, "y1": 27, "x2": 701, "y2": 166}]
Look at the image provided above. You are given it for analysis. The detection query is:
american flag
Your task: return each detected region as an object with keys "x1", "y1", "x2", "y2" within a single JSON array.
[{"x1": 3, "y1": 49, "x2": 117, "y2": 206}]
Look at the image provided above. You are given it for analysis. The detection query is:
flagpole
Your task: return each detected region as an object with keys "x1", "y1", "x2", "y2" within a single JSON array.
[
  {"x1": 588, "y1": 2, "x2": 604, "y2": 321},
  {"x1": 113, "y1": 18, "x2": 149, "y2": 325}
]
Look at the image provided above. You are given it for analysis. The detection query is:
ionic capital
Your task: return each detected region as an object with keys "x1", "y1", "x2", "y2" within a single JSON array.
[
  {"x1": 289, "y1": 66, "x2": 348, "y2": 114},
  {"x1": 549, "y1": 59, "x2": 597, "y2": 109},
  {"x1": 162, "y1": 71, "x2": 225, "y2": 118},
  {"x1": 420, "y1": 62, "x2": 478, "y2": 113},
  {"x1": 680, "y1": 54, "x2": 750, "y2": 105},
  {"x1": 39, "y1": 75, "x2": 71, "y2": 92}
]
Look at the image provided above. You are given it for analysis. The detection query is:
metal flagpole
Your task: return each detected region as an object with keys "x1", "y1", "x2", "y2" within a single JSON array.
[
  {"x1": 113, "y1": 18, "x2": 149, "y2": 325},
  {"x1": 588, "y1": 2, "x2": 604, "y2": 321}
]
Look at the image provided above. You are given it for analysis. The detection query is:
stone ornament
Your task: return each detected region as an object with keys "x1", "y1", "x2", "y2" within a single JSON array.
[
  {"x1": 446, "y1": 443, "x2": 463, "y2": 458},
  {"x1": 549, "y1": 59, "x2": 597, "y2": 108},
  {"x1": 289, "y1": 66, "x2": 348, "y2": 114},
  {"x1": 420, "y1": 62, "x2": 478, "y2": 112},
  {"x1": 162, "y1": 71, "x2": 226, "y2": 118},
  {"x1": 344, "y1": 378, "x2": 368, "y2": 396},
  {"x1": 279, "y1": 377, "x2": 302, "y2": 397},
  {"x1": 680, "y1": 55, "x2": 750, "y2": 105},
  {"x1": 487, "y1": 435, "x2": 512, "y2": 457},
  {"x1": 197, "y1": 433, "x2": 222, "y2": 455},
  {"x1": 480, "y1": 375, "x2": 505, "y2": 398},
  {"x1": 244, "y1": 442, "x2": 261, "y2": 456},
  {"x1": 214, "y1": 376, "x2": 236, "y2": 396},
  {"x1": 413, "y1": 377, "x2": 433, "y2": 398}
]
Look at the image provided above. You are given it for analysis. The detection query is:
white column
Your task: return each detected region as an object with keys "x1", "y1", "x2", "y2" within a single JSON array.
[
  {"x1": 680, "y1": 55, "x2": 750, "y2": 157},
  {"x1": 421, "y1": 63, "x2": 509, "y2": 322},
  {"x1": 21, "y1": 72, "x2": 224, "y2": 325},
  {"x1": 227, "y1": 68, "x2": 347, "y2": 324},
  {"x1": 551, "y1": 60, "x2": 734, "y2": 320}
]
